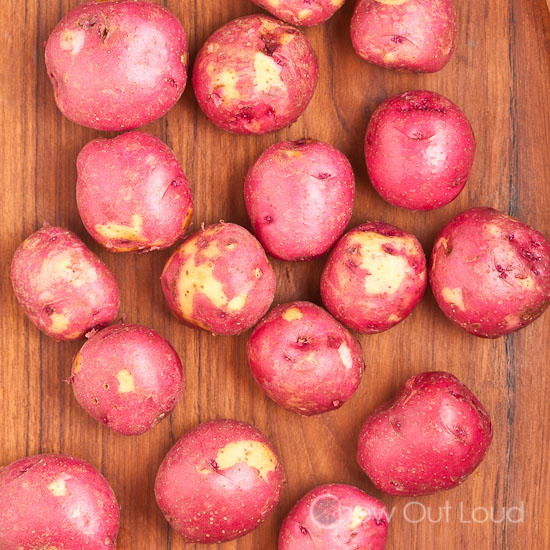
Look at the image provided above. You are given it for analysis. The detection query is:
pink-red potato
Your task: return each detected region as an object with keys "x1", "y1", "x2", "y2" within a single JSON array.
[
  {"x1": 357, "y1": 371, "x2": 493, "y2": 496},
  {"x1": 279, "y1": 484, "x2": 388, "y2": 549},
  {"x1": 155, "y1": 419, "x2": 284, "y2": 543},
  {"x1": 247, "y1": 301, "x2": 364, "y2": 415},
  {"x1": 192, "y1": 15, "x2": 318, "y2": 134},
  {"x1": 10, "y1": 225, "x2": 120, "y2": 341},
  {"x1": 365, "y1": 91, "x2": 475, "y2": 210},
  {"x1": 321, "y1": 222, "x2": 427, "y2": 333},
  {"x1": 251, "y1": 0, "x2": 346, "y2": 26},
  {"x1": 245, "y1": 139, "x2": 355, "y2": 261},
  {"x1": 351, "y1": 0, "x2": 457, "y2": 73},
  {"x1": 77, "y1": 131, "x2": 194, "y2": 252},
  {"x1": 430, "y1": 207, "x2": 550, "y2": 337},
  {"x1": 45, "y1": 1, "x2": 188, "y2": 131},
  {"x1": 161, "y1": 223, "x2": 276, "y2": 335},
  {"x1": 0, "y1": 454, "x2": 119, "y2": 549},
  {"x1": 71, "y1": 324, "x2": 184, "y2": 436}
]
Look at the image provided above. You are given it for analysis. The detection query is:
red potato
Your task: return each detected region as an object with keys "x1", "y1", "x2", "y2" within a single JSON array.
[
  {"x1": 245, "y1": 139, "x2": 355, "y2": 261},
  {"x1": 251, "y1": 0, "x2": 346, "y2": 26},
  {"x1": 155, "y1": 419, "x2": 284, "y2": 544},
  {"x1": 357, "y1": 371, "x2": 493, "y2": 496},
  {"x1": 161, "y1": 223, "x2": 276, "y2": 335},
  {"x1": 0, "y1": 454, "x2": 119, "y2": 549},
  {"x1": 430, "y1": 207, "x2": 550, "y2": 337},
  {"x1": 45, "y1": 1, "x2": 188, "y2": 131},
  {"x1": 10, "y1": 225, "x2": 120, "y2": 341},
  {"x1": 70, "y1": 324, "x2": 184, "y2": 436},
  {"x1": 77, "y1": 131, "x2": 194, "y2": 253},
  {"x1": 279, "y1": 484, "x2": 388, "y2": 549},
  {"x1": 192, "y1": 15, "x2": 319, "y2": 134},
  {"x1": 321, "y1": 222, "x2": 427, "y2": 333},
  {"x1": 247, "y1": 301, "x2": 364, "y2": 415},
  {"x1": 365, "y1": 91, "x2": 476, "y2": 210},
  {"x1": 351, "y1": 0, "x2": 457, "y2": 73}
]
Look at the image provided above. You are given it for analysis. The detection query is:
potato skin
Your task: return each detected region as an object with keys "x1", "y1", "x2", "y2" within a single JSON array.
[
  {"x1": 351, "y1": 0, "x2": 457, "y2": 73},
  {"x1": 45, "y1": 1, "x2": 188, "y2": 131},
  {"x1": 245, "y1": 140, "x2": 355, "y2": 261},
  {"x1": 155, "y1": 419, "x2": 284, "y2": 543},
  {"x1": 366, "y1": 91, "x2": 475, "y2": 210},
  {"x1": 192, "y1": 15, "x2": 318, "y2": 134},
  {"x1": 161, "y1": 223, "x2": 276, "y2": 335},
  {"x1": 357, "y1": 371, "x2": 493, "y2": 496},
  {"x1": 0, "y1": 454, "x2": 119, "y2": 549},
  {"x1": 279, "y1": 484, "x2": 388, "y2": 549},
  {"x1": 247, "y1": 301, "x2": 364, "y2": 415},
  {"x1": 77, "y1": 131, "x2": 194, "y2": 252},
  {"x1": 321, "y1": 222, "x2": 427, "y2": 333},
  {"x1": 10, "y1": 225, "x2": 120, "y2": 341},
  {"x1": 252, "y1": 0, "x2": 346, "y2": 26},
  {"x1": 430, "y1": 207, "x2": 550, "y2": 337},
  {"x1": 71, "y1": 324, "x2": 184, "y2": 436}
]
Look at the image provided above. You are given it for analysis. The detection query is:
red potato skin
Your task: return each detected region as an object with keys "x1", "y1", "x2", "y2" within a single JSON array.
[
  {"x1": 10, "y1": 225, "x2": 120, "y2": 341},
  {"x1": 247, "y1": 301, "x2": 365, "y2": 415},
  {"x1": 70, "y1": 324, "x2": 184, "y2": 436},
  {"x1": 45, "y1": 1, "x2": 188, "y2": 131},
  {"x1": 365, "y1": 91, "x2": 475, "y2": 210},
  {"x1": 357, "y1": 371, "x2": 493, "y2": 496},
  {"x1": 279, "y1": 484, "x2": 388, "y2": 550},
  {"x1": 245, "y1": 140, "x2": 355, "y2": 261},
  {"x1": 155, "y1": 419, "x2": 284, "y2": 544},
  {"x1": 0, "y1": 454, "x2": 119, "y2": 550},
  {"x1": 252, "y1": 0, "x2": 346, "y2": 26},
  {"x1": 430, "y1": 207, "x2": 550, "y2": 337},
  {"x1": 161, "y1": 223, "x2": 276, "y2": 335},
  {"x1": 351, "y1": 0, "x2": 457, "y2": 73},
  {"x1": 77, "y1": 131, "x2": 194, "y2": 252},
  {"x1": 321, "y1": 222, "x2": 427, "y2": 333},
  {"x1": 192, "y1": 15, "x2": 319, "y2": 134}
]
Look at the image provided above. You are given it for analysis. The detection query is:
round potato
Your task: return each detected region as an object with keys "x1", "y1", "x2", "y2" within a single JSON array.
[{"x1": 251, "y1": 0, "x2": 346, "y2": 26}]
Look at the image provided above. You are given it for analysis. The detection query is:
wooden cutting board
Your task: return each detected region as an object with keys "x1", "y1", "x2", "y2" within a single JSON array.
[{"x1": 1, "y1": 1, "x2": 550, "y2": 549}]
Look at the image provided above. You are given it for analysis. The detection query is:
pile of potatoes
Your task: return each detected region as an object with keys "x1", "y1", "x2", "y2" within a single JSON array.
[{"x1": 4, "y1": 0, "x2": 550, "y2": 549}]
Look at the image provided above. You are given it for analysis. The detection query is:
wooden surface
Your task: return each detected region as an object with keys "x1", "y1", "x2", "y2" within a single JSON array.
[{"x1": 1, "y1": 1, "x2": 550, "y2": 549}]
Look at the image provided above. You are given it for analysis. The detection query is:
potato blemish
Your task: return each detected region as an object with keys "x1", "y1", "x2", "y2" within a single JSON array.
[
  {"x1": 47, "y1": 478, "x2": 67, "y2": 497},
  {"x1": 95, "y1": 214, "x2": 147, "y2": 243},
  {"x1": 49, "y1": 311, "x2": 69, "y2": 334},
  {"x1": 215, "y1": 440, "x2": 277, "y2": 482},
  {"x1": 283, "y1": 307, "x2": 303, "y2": 322},
  {"x1": 375, "y1": 0, "x2": 411, "y2": 4},
  {"x1": 116, "y1": 369, "x2": 135, "y2": 394},
  {"x1": 338, "y1": 343, "x2": 353, "y2": 370},
  {"x1": 73, "y1": 352, "x2": 82, "y2": 375},
  {"x1": 349, "y1": 506, "x2": 369, "y2": 530},
  {"x1": 211, "y1": 69, "x2": 241, "y2": 102},
  {"x1": 254, "y1": 52, "x2": 286, "y2": 94},
  {"x1": 441, "y1": 287, "x2": 465, "y2": 311},
  {"x1": 298, "y1": 9, "x2": 313, "y2": 20},
  {"x1": 60, "y1": 29, "x2": 85, "y2": 56}
]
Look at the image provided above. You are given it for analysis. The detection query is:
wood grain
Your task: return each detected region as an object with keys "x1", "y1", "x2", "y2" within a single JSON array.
[{"x1": 1, "y1": 1, "x2": 550, "y2": 549}]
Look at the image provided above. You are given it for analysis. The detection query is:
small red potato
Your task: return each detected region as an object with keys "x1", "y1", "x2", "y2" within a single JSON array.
[
  {"x1": 45, "y1": 1, "x2": 188, "y2": 131},
  {"x1": 351, "y1": 0, "x2": 457, "y2": 73},
  {"x1": 279, "y1": 484, "x2": 388, "y2": 549},
  {"x1": 161, "y1": 222, "x2": 276, "y2": 335},
  {"x1": 430, "y1": 207, "x2": 550, "y2": 337},
  {"x1": 357, "y1": 371, "x2": 493, "y2": 496},
  {"x1": 365, "y1": 91, "x2": 475, "y2": 210},
  {"x1": 245, "y1": 139, "x2": 355, "y2": 261},
  {"x1": 0, "y1": 453, "x2": 120, "y2": 549},
  {"x1": 192, "y1": 15, "x2": 319, "y2": 134},
  {"x1": 77, "y1": 131, "x2": 194, "y2": 253},
  {"x1": 155, "y1": 419, "x2": 284, "y2": 544},
  {"x1": 321, "y1": 222, "x2": 427, "y2": 333},
  {"x1": 251, "y1": 0, "x2": 346, "y2": 26},
  {"x1": 70, "y1": 324, "x2": 184, "y2": 436},
  {"x1": 10, "y1": 225, "x2": 120, "y2": 341},
  {"x1": 247, "y1": 301, "x2": 364, "y2": 415}
]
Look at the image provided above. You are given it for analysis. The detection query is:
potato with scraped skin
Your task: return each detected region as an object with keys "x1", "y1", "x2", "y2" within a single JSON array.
[
  {"x1": 321, "y1": 222, "x2": 427, "y2": 333},
  {"x1": 10, "y1": 225, "x2": 120, "y2": 341},
  {"x1": 247, "y1": 301, "x2": 365, "y2": 415},
  {"x1": 70, "y1": 324, "x2": 184, "y2": 436},
  {"x1": 154, "y1": 419, "x2": 284, "y2": 543},
  {"x1": 161, "y1": 223, "x2": 276, "y2": 335},
  {"x1": 351, "y1": 0, "x2": 457, "y2": 73},
  {"x1": 192, "y1": 15, "x2": 318, "y2": 134},
  {"x1": 0, "y1": 454, "x2": 119, "y2": 549},
  {"x1": 77, "y1": 131, "x2": 194, "y2": 252},
  {"x1": 251, "y1": 0, "x2": 347, "y2": 27},
  {"x1": 430, "y1": 207, "x2": 550, "y2": 337}
]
